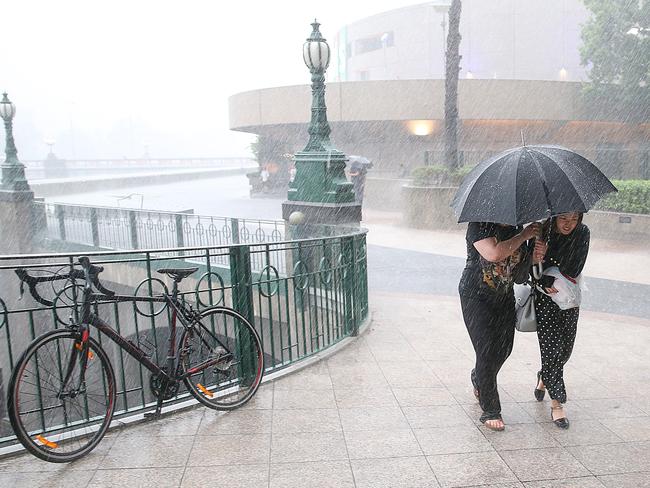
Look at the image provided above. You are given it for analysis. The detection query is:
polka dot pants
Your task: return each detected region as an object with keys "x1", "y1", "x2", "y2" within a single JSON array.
[{"x1": 534, "y1": 292, "x2": 579, "y2": 404}]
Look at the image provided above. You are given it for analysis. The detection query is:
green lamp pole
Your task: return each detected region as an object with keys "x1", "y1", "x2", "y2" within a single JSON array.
[
  {"x1": 283, "y1": 20, "x2": 360, "y2": 225},
  {"x1": 0, "y1": 93, "x2": 31, "y2": 192}
]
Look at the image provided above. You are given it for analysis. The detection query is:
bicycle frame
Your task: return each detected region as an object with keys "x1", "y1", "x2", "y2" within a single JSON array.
[{"x1": 67, "y1": 283, "x2": 230, "y2": 395}]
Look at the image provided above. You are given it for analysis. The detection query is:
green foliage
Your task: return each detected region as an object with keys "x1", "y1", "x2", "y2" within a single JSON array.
[
  {"x1": 580, "y1": 0, "x2": 650, "y2": 120},
  {"x1": 410, "y1": 165, "x2": 474, "y2": 186},
  {"x1": 249, "y1": 136, "x2": 260, "y2": 166},
  {"x1": 595, "y1": 179, "x2": 650, "y2": 214}
]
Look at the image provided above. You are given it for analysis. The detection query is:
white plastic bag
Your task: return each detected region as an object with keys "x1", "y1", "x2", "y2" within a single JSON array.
[{"x1": 542, "y1": 266, "x2": 582, "y2": 310}]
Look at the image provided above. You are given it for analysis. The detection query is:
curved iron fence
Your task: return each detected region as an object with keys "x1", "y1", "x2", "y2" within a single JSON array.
[{"x1": 0, "y1": 227, "x2": 368, "y2": 448}]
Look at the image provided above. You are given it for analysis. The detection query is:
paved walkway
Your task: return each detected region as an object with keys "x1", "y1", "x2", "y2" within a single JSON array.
[
  {"x1": 2, "y1": 218, "x2": 649, "y2": 486},
  {"x1": 2, "y1": 290, "x2": 649, "y2": 487}
]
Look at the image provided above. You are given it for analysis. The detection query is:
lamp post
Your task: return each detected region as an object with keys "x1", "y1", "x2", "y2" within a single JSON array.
[
  {"x1": 0, "y1": 92, "x2": 37, "y2": 254},
  {"x1": 283, "y1": 20, "x2": 360, "y2": 225},
  {"x1": 1, "y1": 93, "x2": 30, "y2": 192}
]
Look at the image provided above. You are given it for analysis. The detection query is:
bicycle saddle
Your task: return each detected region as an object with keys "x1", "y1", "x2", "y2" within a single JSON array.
[{"x1": 156, "y1": 267, "x2": 199, "y2": 281}]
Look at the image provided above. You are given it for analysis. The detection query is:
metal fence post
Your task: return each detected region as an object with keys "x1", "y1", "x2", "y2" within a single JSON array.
[
  {"x1": 128, "y1": 211, "x2": 139, "y2": 249},
  {"x1": 55, "y1": 204, "x2": 66, "y2": 241},
  {"x1": 231, "y1": 218, "x2": 240, "y2": 244},
  {"x1": 175, "y1": 213, "x2": 184, "y2": 255},
  {"x1": 341, "y1": 235, "x2": 357, "y2": 336},
  {"x1": 90, "y1": 207, "x2": 100, "y2": 247},
  {"x1": 229, "y1": 244, "x2": 256, "y2": 381},
  {"x1": 229, "y1": 244, "x2": 254, "y2": 324}
]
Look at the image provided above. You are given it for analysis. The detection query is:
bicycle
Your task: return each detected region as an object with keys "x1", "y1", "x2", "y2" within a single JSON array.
[{"x1": 7, "y1": 256, "x2": 264, "y2": 463}]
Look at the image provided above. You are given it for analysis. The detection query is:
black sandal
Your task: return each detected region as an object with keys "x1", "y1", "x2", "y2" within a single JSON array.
[
  {"x1": 551, "y1": 406, "x2": 570, "y2": 429},
  {"x1": 534, "y1": 370, "x2": 545, "y2": 402}
]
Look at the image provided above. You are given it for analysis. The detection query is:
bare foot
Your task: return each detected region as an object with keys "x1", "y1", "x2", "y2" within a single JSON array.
[{"x1": 483, "y1": 418, "x2": 505, "y2": 431}]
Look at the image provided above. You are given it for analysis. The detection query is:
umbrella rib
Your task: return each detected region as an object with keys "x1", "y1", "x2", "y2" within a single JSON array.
[{"x1": 527, "y1": 148, "x2": 554, "y2": 218}]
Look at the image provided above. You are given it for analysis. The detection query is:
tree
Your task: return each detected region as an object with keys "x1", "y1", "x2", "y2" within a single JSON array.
[
  {"x1": 580, "y1": 0, "x2": 650, "y2": 121},
  {"x1": 444, "y1": 0, "x2": 462, "y2": 170}
]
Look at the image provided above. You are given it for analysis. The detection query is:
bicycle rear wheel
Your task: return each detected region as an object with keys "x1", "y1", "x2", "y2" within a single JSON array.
[
  {"x1": 8, "y1": 330, "x2": 116, "y2": 462},
  {"x1": 180, "y1": 307, "x2": 264, "y2": 410}
]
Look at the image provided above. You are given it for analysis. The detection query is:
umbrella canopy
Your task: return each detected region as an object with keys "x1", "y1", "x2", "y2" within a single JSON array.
[
  {"x1": 451, "y1": 145, "x2": 617, "y2": 225},
  {"x1": 347, "y1": 155, "x2": 373, "y2": 170}
]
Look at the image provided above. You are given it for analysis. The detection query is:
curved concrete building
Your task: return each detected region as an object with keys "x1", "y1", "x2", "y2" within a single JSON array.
[{"x1": 229, "y1": 1, "x2": 650, "y2": 179}]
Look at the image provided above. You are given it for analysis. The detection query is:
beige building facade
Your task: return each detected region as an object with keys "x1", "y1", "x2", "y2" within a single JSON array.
[{"x1": 229, "y1": 2, "x2": 650, "y2": 179}]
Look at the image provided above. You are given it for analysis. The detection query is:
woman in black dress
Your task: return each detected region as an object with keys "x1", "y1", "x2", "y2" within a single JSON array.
[
  {"x1": 532, "y1": 212, "x2": 590, "y2": 429},
  {"x1": 459, "y1": 221, "x2": 540, "y2": 431}
]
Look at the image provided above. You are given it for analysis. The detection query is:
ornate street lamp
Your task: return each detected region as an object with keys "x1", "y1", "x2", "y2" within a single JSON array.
[
  {"x1": 284, "y1": 21, "x2": 359, "y2": 224},
  {"x1": 1, "y1": 92, "x2": 30, "y2": 192},
  {"x1": 302, "y1": 20, "x2": 331, "y2": 152}
]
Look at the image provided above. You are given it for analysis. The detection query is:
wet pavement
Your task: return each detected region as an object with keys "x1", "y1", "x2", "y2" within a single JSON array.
[
  {"x1": 2, "y1": 291, "x2": 649, "y2": 487},
  {"x1": 4, "y1": 181, "x2": 649, "y2": 486}
]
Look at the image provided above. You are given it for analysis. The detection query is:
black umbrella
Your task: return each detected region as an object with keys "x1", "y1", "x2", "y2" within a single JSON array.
[{"x1": 451, "y1": 145, "x2": 617, "y2": 225}]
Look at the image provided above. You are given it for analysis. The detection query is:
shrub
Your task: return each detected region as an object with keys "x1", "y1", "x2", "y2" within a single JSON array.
[
  {"x1": 595, "y1": 180, "x2": 650, "y2": 215},
  {"x1": 410, "y1": 165, "x2": 475, "y2": 186}
]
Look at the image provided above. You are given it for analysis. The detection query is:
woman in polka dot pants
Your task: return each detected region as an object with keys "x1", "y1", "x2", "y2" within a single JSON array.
[{"x1": 532, "y1": 212, "x2": 590, "y2": 429}]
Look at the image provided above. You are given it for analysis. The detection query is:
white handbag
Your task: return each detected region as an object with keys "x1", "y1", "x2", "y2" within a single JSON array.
[{"x1": 514, "y1": 263, "x2": 542, "y2": 332}]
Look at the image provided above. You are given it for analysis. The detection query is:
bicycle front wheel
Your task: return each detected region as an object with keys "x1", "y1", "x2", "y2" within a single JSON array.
[
  {"x1": 8, "y1": 330, "x2": 116, "y2": 462},
  {"x1": 180, "y1": 307, "x2": 264, "y2": 410}
]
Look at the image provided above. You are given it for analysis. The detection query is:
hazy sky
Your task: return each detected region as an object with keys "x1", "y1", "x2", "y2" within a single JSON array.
[{"x1": 3, "y1": 0, "x2": 422, "y2": 160}]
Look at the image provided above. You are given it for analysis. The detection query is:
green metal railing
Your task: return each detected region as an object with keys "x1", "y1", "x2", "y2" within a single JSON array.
[{"x1": 0, "y1": 211, "x2": 368, "y2": 448}]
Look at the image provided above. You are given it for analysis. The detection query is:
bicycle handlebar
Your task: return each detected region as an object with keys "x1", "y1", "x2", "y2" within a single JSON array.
[{"x1": 15, "y1": 256, "x2": 116, "y2": 307}]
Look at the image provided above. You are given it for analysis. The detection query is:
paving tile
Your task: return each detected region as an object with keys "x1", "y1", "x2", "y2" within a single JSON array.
[
  {"x1": 480, "y1": 484, "x2": 524, "y2": 488},
  {"x1": 0, "y1": 470, "x2": 95, "y2": 487},
  {"x1": 270, "y1": 460, "x2": 355, "y2": 488},
  {"x1": 272, "y1": 408, "x2": 342, "y2": 433},
  {"x1": 519, "y1": 401, "x2": 594, "y2": 423},
  {"x1": 91, "y1": 467, "x2": 185, "y2": 487},
  {"x1": 427, "y1": 451, "x2": 518, "y2": 487},
  {"x1": 339, "y1": 406, "x2": 410, "y2": 431},
  {"x1": 351, "y1": 456, "x2": 440, "y2": 488},
  {"x1": 410, "y1": 345, "x2": 467, "y2": 362},
  {"x1": 481, "y1": 423, "x2": 559, "y2": 451},
  {"x1": 402, "y1": 405, "x2": 475, "y2": 429},
  {"x1": 273, "y1": 388, "x2": 337, "y2": 409},
  {"x1": 181, "y1": 463, "x2": 269, "y2": 488},
  {"x1": 600, "y1": 416, "x2": 650, "y2": 441},
  {"x1": 392, "y1": 387, "x2": 458, "y2": 407},
  {"x1": 187, "y1": 433, "x2": 271, "y2": 466},
  {"x1": 116, "y1": 409, "x2": 204, "y2": 437},
  {"x1": 462, "y1": 402, "x2": 536, "y2": 425},
  {"x1": 0, "y1": 433, "x2": 118, "y2": 473},
  {"x1": 413, "y1": 424, "x2": 493, "y2": 455},
  {"x1": 500, "y1": 448, "x2": 592, "y2": 482},
  {"x1": 240, "y1": 384, "x2": 274, "y2": 409},
  {"x1": 271, "y1": 431, "x2": 348, "y2": 463},
  {"x1": 333, "y1": 387, "x2": 398, "y2": 408},
  {"x1": 573, "y1": 398, "x2": 646, "y2": 419},
  {"x1": 378, "y1": 361, "x2": 444, "y2": 388},
  {"x1": 539, "y1": 420, "x2": 624, "y2": 447},
  {"x1": 598, "y1": 472, "x2": 650, "y2": 487},
  {"x1": 344, "y1": 429, "x2": 423, "y2": 459},
  {"x1": 566, "y1": 442, "x2": 649, "y2": 476},
  {"x1": 324, "y1": 343, "x2": 375, "y2": 365},
  {"x1": 198, "y1": 409, "x2": 272, "y2": 435},
  {"x1": 102, "y1": 435, "x2": 193, "y2": 468},
  {"x1": 272, "y1": 370, "x2": 333, "y2": 390},
  {"x1": 328, "y1": 369, "x2": 388, "y2": 389},
  {"x1": 523, "y1": 477, "x2": 606, "y2": 487}
]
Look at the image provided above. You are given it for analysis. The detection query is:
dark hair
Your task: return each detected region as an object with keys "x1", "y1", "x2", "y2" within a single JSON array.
[{"x1": 549, "y1": 212, "x2": 583, "y2": 237}]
